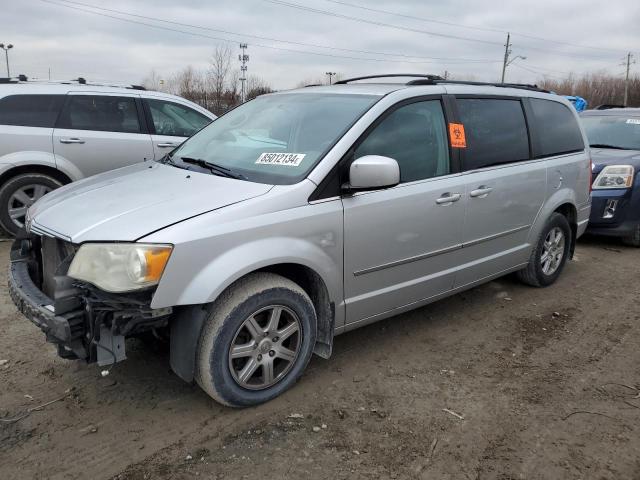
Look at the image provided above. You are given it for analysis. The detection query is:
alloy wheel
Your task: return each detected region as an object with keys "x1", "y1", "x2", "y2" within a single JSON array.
[
  {"x1": 540, "y1": 227, "x2": 565, "y2": 275},
  {"x1": 228, "y1": 305, "x2": 302, "y2": 390},
  {"x1": 8, "y1": 184, "x2": 51, "y2": 228}
]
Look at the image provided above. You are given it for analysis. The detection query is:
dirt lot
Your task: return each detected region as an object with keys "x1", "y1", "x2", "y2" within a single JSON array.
[{"x1": 1, "y1": 237, "x2": 639, "y2": 480}]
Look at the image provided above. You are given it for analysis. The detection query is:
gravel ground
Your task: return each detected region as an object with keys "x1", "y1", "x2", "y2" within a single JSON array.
[{"x1": 1, "y1": 236, "x2": 639, "y2": 480}]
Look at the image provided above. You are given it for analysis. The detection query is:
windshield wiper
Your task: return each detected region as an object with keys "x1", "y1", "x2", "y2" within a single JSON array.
[
  {"x1": 589, "y1": 143, "x2": 629, "y2": 150},
  {"x1": 179, "y1": 157, "x2": 247, "y2": 180}
]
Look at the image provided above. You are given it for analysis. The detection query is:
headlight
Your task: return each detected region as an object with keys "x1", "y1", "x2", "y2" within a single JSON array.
[
  {"x1": 68, "y1": 243, "x2": 173, "y2": 292},
  {"x1": 592, "y1": 165, "x2": 635, "y2": 189}
]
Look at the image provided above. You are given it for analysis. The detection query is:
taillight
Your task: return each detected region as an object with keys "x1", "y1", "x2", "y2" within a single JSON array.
[{"x1": 589, "y1": 159, "x2": 594, "y2": 194}]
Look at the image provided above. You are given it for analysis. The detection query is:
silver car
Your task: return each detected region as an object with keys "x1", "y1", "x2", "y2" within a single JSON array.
[
  {"x1": 0, "y1": 77, "x2": 215, "y2": 235},
  {"x1": 9, "y1": 75, "x2": 591, "y2": 407}
]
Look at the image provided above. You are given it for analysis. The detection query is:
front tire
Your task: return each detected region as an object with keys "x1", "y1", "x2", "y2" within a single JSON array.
[
  {"x1": 0, "y1": 173, "x2": 62, "y2": 236},
  {"x1": 517, "y1": 213, "x2": 572, "y2": 287},
  {"x1": 621, "y1": 223, "x2": 640, "y2": 247},
  {"x1": 196, "y1": 272, "x2": 317, "y2": 407}
]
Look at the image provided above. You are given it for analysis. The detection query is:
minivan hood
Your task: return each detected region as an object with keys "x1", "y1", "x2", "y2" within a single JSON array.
[{"x1": 28, "y1": 162, "x2": 272, "y2": 243}]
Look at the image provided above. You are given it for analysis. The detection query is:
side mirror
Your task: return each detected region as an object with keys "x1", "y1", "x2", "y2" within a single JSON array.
[{"x1": 345, "y1": 155, "x2": 400, "y2": 192}]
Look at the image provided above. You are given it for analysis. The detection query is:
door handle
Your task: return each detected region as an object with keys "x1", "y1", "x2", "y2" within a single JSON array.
[
  {"x1": 59, "y1": 138, "x2": 85, "y2": 144},
  {"x1": 435, "y1": 193, "x2": 462, "y2": 205},
  {"x1": 157, "y1": 142, "x2": 177, "y2": 148},
  {"x1": 469, "y1": 186, "x2": 493, "y2": 198}
]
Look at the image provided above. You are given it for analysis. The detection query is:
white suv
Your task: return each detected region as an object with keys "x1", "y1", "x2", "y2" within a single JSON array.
[{"x1": 0, "y1": 77, "x2": 216, "y2": 235}]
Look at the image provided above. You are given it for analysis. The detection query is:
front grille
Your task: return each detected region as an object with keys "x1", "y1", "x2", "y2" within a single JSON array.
[{"x1": 40, "y1": 236, "x2": 77, "y2": 298}]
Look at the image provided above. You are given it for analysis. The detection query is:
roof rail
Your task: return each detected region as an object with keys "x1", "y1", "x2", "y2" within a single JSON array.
[
  {"x1": 413, "y1": 79, "x2": 551, "y2": 93},
  {"x1": 334, "y1": 74, "x2": 443, "y2": 84},
  {"x1": 0, "y1": 75, "x2": 147, "y2": 91},
  {"x1": 331, "y1": 73, "x2": 549, "y2": 93}
]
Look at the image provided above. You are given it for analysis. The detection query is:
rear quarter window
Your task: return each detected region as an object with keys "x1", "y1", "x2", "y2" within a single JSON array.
[
  {"x1": 530, "y1": 98, "x2": 584, "y2": 156},
  {"x1": 0, "y1": 94, "x2": 65, "y2": 128}
]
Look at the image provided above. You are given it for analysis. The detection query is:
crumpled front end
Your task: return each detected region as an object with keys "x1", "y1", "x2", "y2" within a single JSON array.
[{"x1": 8, "y1": 233, "x2": 173, "y2": 366}]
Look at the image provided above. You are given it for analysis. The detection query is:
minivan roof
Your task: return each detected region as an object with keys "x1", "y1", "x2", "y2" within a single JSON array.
[{"x1": 285, "y1": 82, "x2": 562, "y2": 100}]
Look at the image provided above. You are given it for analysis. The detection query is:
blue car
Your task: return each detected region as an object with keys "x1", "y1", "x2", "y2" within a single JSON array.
[{"x1": 581, "y1": 108, "x2": 640, "y2": 246}]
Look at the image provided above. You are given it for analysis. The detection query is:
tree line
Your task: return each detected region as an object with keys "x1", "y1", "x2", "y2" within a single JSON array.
[
  {"x1": 142, "y1": 46, "x2": 273, "y2": 116},
  {"x1": 537, "y1": 72, "x2": 640, "y2": 108}
]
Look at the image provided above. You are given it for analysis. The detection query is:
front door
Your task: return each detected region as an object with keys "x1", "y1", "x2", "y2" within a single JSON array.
[
  {"x1": 53, "y1": 94, "x2": 154, "y2": 178},
  {"x1": 342, "y1": 98, "x2": 466, "y2": 324}
]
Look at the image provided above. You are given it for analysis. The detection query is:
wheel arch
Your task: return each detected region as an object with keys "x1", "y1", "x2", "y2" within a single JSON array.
[
  {"x1": 169, "y1": 260, "x2": 337, "y2": 384},
  {"x1": 553, "y1": 202, "x2": 578, "y2": 257},
  {"x1": 0, "y1": 163, "x2": 73, "y2": 188}
]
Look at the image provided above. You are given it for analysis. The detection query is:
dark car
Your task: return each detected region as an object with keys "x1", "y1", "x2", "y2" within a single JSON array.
[{"x1": 581, "y1": 108, "x2": 640, "y2": 246}]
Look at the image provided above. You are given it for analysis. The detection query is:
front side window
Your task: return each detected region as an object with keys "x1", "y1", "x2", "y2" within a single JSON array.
[
  {"x1": 457, "y1": 98, "x2": 530, "y2": 170},
  {"x1": 0, "y1": 94, "x2": 65, "y2": 128},
  {"x1": 581, "y1": 115, "x2": 640, "y2": 150},
  {"x1": 530, "y1": 98, "x2": 584, "y2": 156},
  {"x1": 354, "y1": 100, "x2": 450, "y2": 183},
  {"x1": 147, "y1": 99, "x2": 212, "y2": 137},
  {"x1": 59, "y1": 95, "x2": 141, "y2": 133},
  {"x1": 170, "y1": 93, "x2": 379, "y2": 185}
]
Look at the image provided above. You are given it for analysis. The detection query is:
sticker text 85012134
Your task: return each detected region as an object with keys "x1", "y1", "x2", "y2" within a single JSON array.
[{"x1": 255, "y1": 153, "x2": 306, "y2": 166}]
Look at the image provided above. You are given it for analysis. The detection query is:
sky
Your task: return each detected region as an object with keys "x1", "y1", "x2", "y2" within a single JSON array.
[{"x1": 2, "y1": 0, "x2": 639, "y2": 90}]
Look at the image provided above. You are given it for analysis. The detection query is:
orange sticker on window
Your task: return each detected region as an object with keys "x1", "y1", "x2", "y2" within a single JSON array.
[{"x1": 448, "y1": 123, "x2": 466, "y2": 148}]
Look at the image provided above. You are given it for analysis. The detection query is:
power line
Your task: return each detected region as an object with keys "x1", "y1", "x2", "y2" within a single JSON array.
[
  {"x1": 262, "y1": 0, "x2": 504, "y2": 47},
  {"x1": 262, "y1": 0, "x2": 621, "y2": 61},
  {"x1": 43, "y1": 0, "x2": 498, "y2": 65},
  {"x1": 320, "y1": 0, "x2": 628, "y2": 54}
]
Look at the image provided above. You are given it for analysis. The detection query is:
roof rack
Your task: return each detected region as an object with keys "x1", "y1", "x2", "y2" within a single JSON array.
[
  {"x1": 410, "y1": 78, "x2": 550, "y2": 93},
  {"x1": 0, "y1": 75, "x2": 146, "y2": 91},
  {"x1": 332, "y1": 73, "x2": 549, "y2": 93},
  {"x1": 334, "y1": 74, "x2": 443, "y2": 85}
]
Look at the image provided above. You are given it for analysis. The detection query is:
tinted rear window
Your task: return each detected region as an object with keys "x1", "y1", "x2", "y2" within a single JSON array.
[
  {"x1": 58, "y1": 95, "x2": 141, "y2": 133},
  {"x1": 457, "y1": 98, "x2": 530, "y2": 170},
  {"x1": 0, "y1": 94, "x2": 65, "y2": 128},
  {"x1": 530, "y1": 98, "x2": 584, "y2": 156}
]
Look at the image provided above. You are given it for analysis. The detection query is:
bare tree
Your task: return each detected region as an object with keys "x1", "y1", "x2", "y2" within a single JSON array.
[
  {"x1": 246, "y1": 75, "x2": 273, "y2": 100},
  {"x1": 209, "y1": 45, "x2": 233, "y2": 115}
]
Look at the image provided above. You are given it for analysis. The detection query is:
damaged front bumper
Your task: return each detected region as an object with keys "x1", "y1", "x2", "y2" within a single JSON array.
[{"x1": 8, "y1": 236, "x2": 172, "y2": 365}]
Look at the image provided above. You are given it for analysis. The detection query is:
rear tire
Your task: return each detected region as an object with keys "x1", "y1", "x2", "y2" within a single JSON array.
[
  {"x1": 196, "y1": 272, "x2": 317, "y2": 407},
  {"x1": 0, "y1": 173, "x2": 62, "y2": 236},
  {"x1": 517, "y1": 213, "x2": 572, "y2": 287},
  {"x1": 621, "y1": 223, "x2": 640, "y2": 247}
]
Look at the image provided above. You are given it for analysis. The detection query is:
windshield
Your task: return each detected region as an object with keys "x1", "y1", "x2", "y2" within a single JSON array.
[
  {"x1": 581, "y1": 115, "x2": 640, "y2": 150},
  {"x1": 169, "y1": 93, "x2": 379, "y2": 184}
]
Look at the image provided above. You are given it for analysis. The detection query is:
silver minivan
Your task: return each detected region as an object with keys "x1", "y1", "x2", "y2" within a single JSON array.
[
  {"x1": 0, "y1": 78, "x2": 215, "y2": 235},
  {"x1": 9, "y1": 75, "x2": 591, "y2": 407}
]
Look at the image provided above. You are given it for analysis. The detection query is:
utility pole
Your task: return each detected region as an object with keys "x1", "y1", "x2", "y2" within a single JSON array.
[
  {"x1": 0, "y1": 43, "x2": 13, "y2": 77},
  {"x1": 623, "y1": 52, "x2": 635, "y2": 106},
  {"x1": 325, "y1": 72, "x2": 336, "y2": 85},
  {"x1": 501, "y1": 33, "x2": 511, "y2": 83},
  {"x1": 239, "y1": 43, "x2": 249, "y2": 103}
]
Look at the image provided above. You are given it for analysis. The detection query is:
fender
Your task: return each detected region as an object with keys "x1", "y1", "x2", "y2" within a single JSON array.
[
  {"x1": 527, "y1": 186, "x2": 578, "y2": 249},
  {"x1": 162, "y1": 237, "x2": 342, "y2": 383},
  {"x1": 152, "y1": 236, "x2": 342, "y2": 312}
]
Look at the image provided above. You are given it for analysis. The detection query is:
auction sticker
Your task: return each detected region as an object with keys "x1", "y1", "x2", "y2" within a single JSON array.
[
  {"x1": 626, "y1": 119, "x2": 640, "y2": 125},
  {"x1": 256, "y1": 153, "x2": 306, "y2": 166}
]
